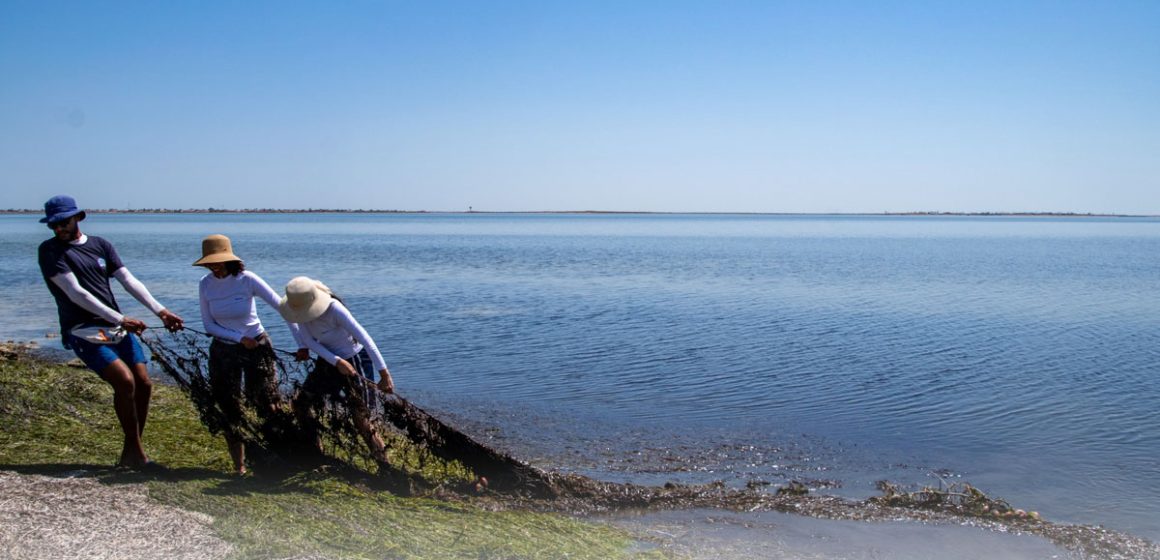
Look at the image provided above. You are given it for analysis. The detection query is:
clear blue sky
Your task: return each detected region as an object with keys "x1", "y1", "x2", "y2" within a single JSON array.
[{"x1": 2, "y1": 1, "x2": 1158, "y2": 213}]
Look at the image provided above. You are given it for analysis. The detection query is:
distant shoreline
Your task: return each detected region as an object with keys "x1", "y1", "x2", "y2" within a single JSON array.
[{"x1": 2, "y1": 209, "x2": 1154, "y2": 218}]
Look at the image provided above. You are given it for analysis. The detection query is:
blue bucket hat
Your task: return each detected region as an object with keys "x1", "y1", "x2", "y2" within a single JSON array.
[{"x1": 40, "y1": 195, "x2": 86, "y2": 224}]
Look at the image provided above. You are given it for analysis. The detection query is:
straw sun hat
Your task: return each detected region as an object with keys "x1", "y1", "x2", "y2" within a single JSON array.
[
  {"x1": 192, "y1": 234, "x2": 243, "y2": 266},
  {"x1": 278, "y1": 276, "x2": 334, "y2": 323}
]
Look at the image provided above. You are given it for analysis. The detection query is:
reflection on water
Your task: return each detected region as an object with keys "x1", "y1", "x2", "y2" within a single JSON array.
[{"x1": 3, "y1": 212, "x2": 1160, "y2": 540}]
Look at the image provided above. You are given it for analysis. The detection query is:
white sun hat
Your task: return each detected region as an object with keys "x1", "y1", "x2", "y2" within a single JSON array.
[{"x1": 278, "y1": 276, "x2": 334, "y2": 323}]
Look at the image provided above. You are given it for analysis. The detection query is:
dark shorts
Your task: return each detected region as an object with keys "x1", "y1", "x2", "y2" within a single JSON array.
[
  {"x1": 208, "y1": 335, "x2": 281, "y2": 431},
  {"x1": 67, "y1": 329, "x2": 147, "y2": 374},
  {"x1": 294, "y1": 352, "x2": 375, "y2": 420}
]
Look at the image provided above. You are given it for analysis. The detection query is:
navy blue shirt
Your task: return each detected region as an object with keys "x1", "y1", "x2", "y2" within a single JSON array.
[{"x1": 38, "y1": 235, "x2": 125, "y2": 339}]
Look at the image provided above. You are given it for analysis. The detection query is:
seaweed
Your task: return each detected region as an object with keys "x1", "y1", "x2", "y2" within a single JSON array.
[{"x1": 871, "y1": 479, "x2": 1039, "y2": 520}]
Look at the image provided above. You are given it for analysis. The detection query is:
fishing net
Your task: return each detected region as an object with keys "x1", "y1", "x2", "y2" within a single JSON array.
[
  {"x1": 142, "y1": 330, "x2": 559, "y2": 496},
  {"x1": 139, "y1": 331, "x2": 870, "y2": 511},
  {"x1": 140, "y1": 330, "x2": 781, "y2": 506}
]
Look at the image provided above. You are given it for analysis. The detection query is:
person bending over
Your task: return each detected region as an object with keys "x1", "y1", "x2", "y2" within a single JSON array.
[{"x1": 278, "y1": 276, "x2": 394, "y2": 468}]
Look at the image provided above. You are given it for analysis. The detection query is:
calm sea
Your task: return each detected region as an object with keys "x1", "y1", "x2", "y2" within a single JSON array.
[{"x1": 3, "y1": 212, "x2": 1159, "y2": 540}]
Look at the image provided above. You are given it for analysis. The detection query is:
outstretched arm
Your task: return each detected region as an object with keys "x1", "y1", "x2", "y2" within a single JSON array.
[
  {"x1": 113, "y1": 267, "x2": 183, "y2": 331},
  {"x1": 49, "y1": 272, "x2": 124, "y2": 325},
  {"x1": 248, "y1": 271, "x2": 305, "y2": 344},
  {"x1": 331, "y1": 302, "x2": 392, "y2": 390}
]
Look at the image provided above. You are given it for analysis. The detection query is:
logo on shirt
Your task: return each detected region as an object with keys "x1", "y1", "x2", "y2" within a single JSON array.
[{"x1": 97, "y1": 257, "x2": 106, "y2": 270}]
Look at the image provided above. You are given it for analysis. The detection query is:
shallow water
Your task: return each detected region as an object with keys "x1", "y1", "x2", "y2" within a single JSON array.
[
  {"x1": 606, "y1": 509, "x2": 1069, "y2": 560},
  {"x1": 4, "y1": 212, "x2": 1159, "y2": 541}
]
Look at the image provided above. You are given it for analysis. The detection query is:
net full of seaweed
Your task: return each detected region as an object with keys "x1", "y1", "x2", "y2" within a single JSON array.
[
  {"x1": 143, "y1": 330, "x2": 552, "y2": 494},
  {"x1": 143, "y1": 330, "x2": 756, "y2": 506},
  {"x1": 141, "y1": 330, "x2": 793, "y2": 507}
]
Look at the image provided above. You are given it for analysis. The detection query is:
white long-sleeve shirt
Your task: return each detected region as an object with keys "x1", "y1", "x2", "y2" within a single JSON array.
[
  {"x1": 293, "y1": 300, "x2": 388, "y2": 375},
  {"x1": 199, "y1": 270, "x2": 295, "y2": 343}
]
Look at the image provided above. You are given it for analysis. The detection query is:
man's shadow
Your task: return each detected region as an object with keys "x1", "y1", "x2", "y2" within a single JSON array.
[{"x1": 0, "y1": 461, "x2": 394, "y2": 497}]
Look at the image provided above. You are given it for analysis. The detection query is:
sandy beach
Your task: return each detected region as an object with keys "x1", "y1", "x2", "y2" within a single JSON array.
[{"x1": 0, "y1": 471, "x2": 232, "y2": 560}]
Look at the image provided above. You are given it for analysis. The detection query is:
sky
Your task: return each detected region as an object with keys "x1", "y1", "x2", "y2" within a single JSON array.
[{"x1": 2, "y1": 1, "x2": 1158, "y2": 214}]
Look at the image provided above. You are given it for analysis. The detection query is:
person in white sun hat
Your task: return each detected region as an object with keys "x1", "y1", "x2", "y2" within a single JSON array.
[{"x1": 278, "y1": 276, "x2": 394, "y2": 467}]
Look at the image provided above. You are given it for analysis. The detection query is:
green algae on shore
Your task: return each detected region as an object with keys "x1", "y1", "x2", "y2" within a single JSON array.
[{"x1": 0, "y1": 343, "x2": 650, "y2": 560}]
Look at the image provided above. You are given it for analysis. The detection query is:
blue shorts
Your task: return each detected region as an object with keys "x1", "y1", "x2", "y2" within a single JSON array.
[
  {"x1": 67, "y1": 331, "x2": 147, "y2": 374},
  {"x1": 347, "y1": 347, "x2": 376, "y2": 382},
  {"x1": 347, "y1": 347, "x2": 377, "y2": 405}
]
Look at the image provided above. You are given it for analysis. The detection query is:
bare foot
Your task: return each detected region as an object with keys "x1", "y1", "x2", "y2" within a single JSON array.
[{"x1": 117, "y1": 451, "x2": 151, "y2": 470}]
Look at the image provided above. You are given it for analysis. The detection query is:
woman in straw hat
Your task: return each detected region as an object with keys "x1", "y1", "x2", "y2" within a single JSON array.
[
  {"x1": 195, "y1": 234, "x2": 298, "y2": 475},
  {"x1": 278, "y1": 276, "x2": 395, "y2": 468}
]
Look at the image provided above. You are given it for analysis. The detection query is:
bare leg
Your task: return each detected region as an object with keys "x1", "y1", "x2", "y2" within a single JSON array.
[
  {"x1": 225, "y1": 435, "x2": 246, "y2": 474},
  {"x1": 352, "y1": 409, "x2": 388, "y2": 465},
  {"x1": 129, "y1": 362, "x2": 152, "y2": 436},
  {"x1": 99, "y1": 360, "x2": 149, "y2": 468}
]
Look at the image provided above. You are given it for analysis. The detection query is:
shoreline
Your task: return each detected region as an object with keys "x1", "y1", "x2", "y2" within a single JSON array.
[{"x1": 0, "y1": 468, "x2": 1074, "y2": 560}]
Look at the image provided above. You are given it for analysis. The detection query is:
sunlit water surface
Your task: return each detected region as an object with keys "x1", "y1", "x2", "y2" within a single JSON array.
[{"x1": 3, "y1": 212, "x2": 1158, "y2": 542}]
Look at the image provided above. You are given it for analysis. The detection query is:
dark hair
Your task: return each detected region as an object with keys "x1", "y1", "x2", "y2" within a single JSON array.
[
  {"x1": 322, "y1": 285, "x2": 344, "y2": 305},
  {"x1": 224, "y1": 261, "x2": 245, "y2": 276}
]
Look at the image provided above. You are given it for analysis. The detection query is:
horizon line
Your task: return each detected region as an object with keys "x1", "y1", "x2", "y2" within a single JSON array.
[{"x1": 1, "y1": 208, "x2": 1155, "y2": 218}]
